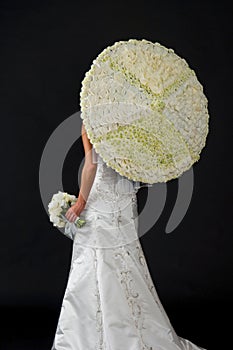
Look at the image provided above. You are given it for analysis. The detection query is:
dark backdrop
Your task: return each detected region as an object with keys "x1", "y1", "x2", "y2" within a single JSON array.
[{"x1": 0, "y1": 0, "x2": 232, "y2": 349}]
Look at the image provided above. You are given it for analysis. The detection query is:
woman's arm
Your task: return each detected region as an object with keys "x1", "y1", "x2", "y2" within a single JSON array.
[
  {"x1": 65, "y1": 122, "x2": 97, "y2": 222},
  {"x1": 78, "y1": 123, "x2": 98, "y2": 204}
]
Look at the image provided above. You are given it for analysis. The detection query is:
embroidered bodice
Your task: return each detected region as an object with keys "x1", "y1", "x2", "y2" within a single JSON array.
[{"x1": 66, "y1": 150, "x2": 141, "y2": 248}]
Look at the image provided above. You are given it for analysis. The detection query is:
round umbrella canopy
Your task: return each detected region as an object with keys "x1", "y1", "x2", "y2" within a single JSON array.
[{"x1": 80, "y1": 39, "x2": 209, "y2": 184}]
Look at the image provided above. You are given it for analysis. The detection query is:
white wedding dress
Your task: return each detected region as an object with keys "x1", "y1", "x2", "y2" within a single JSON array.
[{"x1": 51, "y1": 151, "x2": 206, "y2": 350}]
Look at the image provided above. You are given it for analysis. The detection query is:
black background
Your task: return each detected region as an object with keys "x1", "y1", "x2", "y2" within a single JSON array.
[{"x1": 0, "y1": 0, "x2": 232, "y2": 349}]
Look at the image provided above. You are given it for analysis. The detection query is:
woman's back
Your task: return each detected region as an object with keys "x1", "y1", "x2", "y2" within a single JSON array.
[
  {"x1": 85, "y1": 150, "x2": 139, "y2": 208},
  {"x1": 73, "y1": 149, "x2": 140, "y2": 248}
]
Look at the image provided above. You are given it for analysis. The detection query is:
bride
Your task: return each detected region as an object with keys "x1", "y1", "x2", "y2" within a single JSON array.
[{"x1": 51, "y1": 122, "x2": 207, "y2": 350}]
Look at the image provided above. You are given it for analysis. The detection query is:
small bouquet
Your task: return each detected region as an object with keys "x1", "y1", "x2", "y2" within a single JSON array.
[{"x1": 48, "y1": 191, "x2": 86, "y2": 239}]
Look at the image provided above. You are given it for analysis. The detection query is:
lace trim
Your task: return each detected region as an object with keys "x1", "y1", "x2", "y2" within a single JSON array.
[
  {"x1": 114, "y1": 245, "x2": 153, "y2": 350},
  {"x1": 93, "y1": 248, "x2": 106, "y2": 350},
  {"x1": 135, "y1": 244, "x2": 164, "y2": 313},
  {"x1": 135, "y1": 244, "x2": 179, "y2": 343}
]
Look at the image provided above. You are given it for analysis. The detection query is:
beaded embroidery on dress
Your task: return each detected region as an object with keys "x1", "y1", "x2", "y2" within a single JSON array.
[{"x1": 51, "y1": 150, "x2": 207, "y2": 350}]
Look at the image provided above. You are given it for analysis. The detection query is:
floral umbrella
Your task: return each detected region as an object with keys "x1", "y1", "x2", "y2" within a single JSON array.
[{"x1": 80, "y1": 39, "x2": 209, "y2": 184}]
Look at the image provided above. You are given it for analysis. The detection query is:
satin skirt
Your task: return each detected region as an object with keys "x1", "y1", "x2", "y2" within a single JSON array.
[{"x1": 51, "y1": 238, "x2": 206, "y2": 350}]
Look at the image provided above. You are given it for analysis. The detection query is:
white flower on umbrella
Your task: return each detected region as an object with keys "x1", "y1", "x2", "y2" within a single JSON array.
[{"x1": 80, "y1": 39, "x2": 209, "y2": 184}]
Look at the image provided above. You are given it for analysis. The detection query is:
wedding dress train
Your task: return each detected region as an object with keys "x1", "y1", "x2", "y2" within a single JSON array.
[{"x1": 51, "y1": 151, "x2": 206, "y2": 350}]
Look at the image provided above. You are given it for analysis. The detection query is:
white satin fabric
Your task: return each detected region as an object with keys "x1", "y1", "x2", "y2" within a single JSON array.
[{"x1": 51, "y1": 152, "x2": 207, "y2": 350}]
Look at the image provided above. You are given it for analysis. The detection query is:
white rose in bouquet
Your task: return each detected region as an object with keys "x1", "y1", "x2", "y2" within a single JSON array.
[{"x1": 48, "y1": 191, "x2": 86, "y2": 231}]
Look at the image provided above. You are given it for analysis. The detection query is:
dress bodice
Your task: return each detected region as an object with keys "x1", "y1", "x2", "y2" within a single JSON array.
[
  {"x1": 67, "y1": 149, "x2": 141, "y2": 248},
  {"x1": 85, "y1": 151, "x2": 140, "y2": 210}
]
